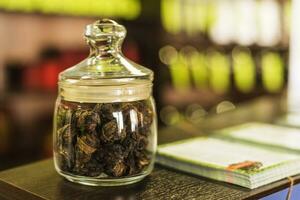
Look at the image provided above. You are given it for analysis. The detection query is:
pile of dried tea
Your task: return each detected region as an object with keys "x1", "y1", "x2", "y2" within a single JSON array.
[{"x1": 55, "y1": 100, "x2": 154, "y2": 177}]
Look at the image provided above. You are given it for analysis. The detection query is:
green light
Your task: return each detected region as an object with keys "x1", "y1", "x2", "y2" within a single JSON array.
[
  {"x1": 0, "y1": 0, "x2": 141, "y2": 19},
  {"x1": 195, "y1": 1, "x2": 208, "y2": 33},
  {"x1": 40, "y1": 0, "x2": 62, "y2": 14},
  {"x1": 120, "y1": 0, "x2": 141, "y2": 20},
  {"x1": 5, "y1": 0, "x2": 33, "y2": 12},
  {"x1": 190, "y1": 52, "x2": 207, "y2": 88},
  {"x1": 0, "y1": 0, "x2": 8, "y2": 8},
  {"x1": 232, "y1": 48, "x2": 255, "y2": 93},
  {"x1": 183, "y1": 0, "x2": 196, "y2": 36},
  {"x1": 75, "y1": 0, "x2": 91, "y2": 16},
  {"x1": 261, "y1": 52, "x2": 284, "y2": 93},
  {"x1": 206, "y1": 1, "x2": 217, "y2": 30},
  {"x1": 208, "y1": 51, "x2": 230, "y2": 93},
  {"x1": 161, "y1": 0, "x2": 181, "y2": 34},
  {"x1": 161, "y1": 0, "x2": 216, "y2": 35},
  {"x1": 169, "y1": 53, "x2": 191, "y2": 90}
]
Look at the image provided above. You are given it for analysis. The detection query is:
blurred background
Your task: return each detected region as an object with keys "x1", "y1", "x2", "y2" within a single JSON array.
[{"x1": 0, "y1": 0, "x2": 291, "y2": 169}]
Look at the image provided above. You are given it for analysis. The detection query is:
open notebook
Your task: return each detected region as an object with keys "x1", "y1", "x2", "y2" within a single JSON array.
[{"x1": 157, "y1": 123, "x2": 300, "y2": 189}]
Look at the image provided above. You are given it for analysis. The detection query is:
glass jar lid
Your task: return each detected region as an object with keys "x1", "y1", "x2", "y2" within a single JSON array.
[{"x1": 58, "y1": 19, "x2": 153, "y2": 103}]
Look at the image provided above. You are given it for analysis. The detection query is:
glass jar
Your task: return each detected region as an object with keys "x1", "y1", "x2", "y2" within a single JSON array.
[{"x1": 53, "y1": 19, "x2": 157, "y2": 186}]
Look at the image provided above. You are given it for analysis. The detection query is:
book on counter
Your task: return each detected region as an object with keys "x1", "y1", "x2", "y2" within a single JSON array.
[{"x1": 156, "y1": 122, "x2": 300, "y2": 189}]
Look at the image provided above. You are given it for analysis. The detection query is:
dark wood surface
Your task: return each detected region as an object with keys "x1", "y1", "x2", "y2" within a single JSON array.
[{"x1": 0, "y1": 159, "x2": 299, "y2": 200}]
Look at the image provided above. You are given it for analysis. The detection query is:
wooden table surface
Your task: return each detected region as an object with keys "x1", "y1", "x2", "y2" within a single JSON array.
[
  {"x1": 0, "y1": 96, "x2": 296, "y2": 200},
  {"x1": 0, "y1": 159, "x2": 299, "y2": 200}
]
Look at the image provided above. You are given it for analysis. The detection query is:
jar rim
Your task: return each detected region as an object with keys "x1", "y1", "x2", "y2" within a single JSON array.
[{"x1": 59, "y1": 80, "x2": 152, "y2": 103}]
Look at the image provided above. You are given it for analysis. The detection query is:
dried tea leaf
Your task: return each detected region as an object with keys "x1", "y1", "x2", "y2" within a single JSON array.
[
  {"x1": 111, "y1": 161, "x2": 127, "y2": 177},
  {"x1": 75, "y1": 148, "x2": 92, "y2": 163},
  {"x1": 94, "y1": 149, "x2": 106, "y2": 162},
  {"x1": 93, "y1": 103, "x2": 103, "y2": 113},
  {"x1": 138, "y1": 108, "x2": 153, "y2": 127},
  {"x1": 122, "y1": 135, "x2": 137, "y2": 157},
  {"x1": 101, "y1": 119, "x2": 118, "y2": 143},
  {"x1": 120, "y1": 103, "x2": 136, "y2": 113},
  {"x1": 105, "y1": 154, "x2": 127, "y2": 177},
  {"x1": 126, "y1": 153, "x2": 138, "y2": 175},
  {"x1": 59, "y1": 125, "x2": 73, "y2": 143},
  {"x1": 84, "y1": 159, "x2": 104, "y2": 177},
  {"x1": 56, "y1": 105, "x2": 72, "y2": 128},
  {"x1": 107, "y1": 144, "x2": 126, "y2": 160},
  {"x1": 100, "y1": 103, "x2": 115, "y2": 120},
  {"x1": 143, "y1": 108, "x2": 153, "y2": 126},
  {"x1": 56, "y1": 149, "x2": 75, "y2": 170},
  {"x1": 117, "y1": 128, "x2": 127, "y2": 141},
  {"x1": 77, "y1": 135, "x2": 98, "y2": 154},
  {"x1": 73, "y1": 161, "x2": 89, "y2": 176},
  {"x1": 75, "y1": 110, "x2": 101, "y2": 133},
  {"x1": 132, "y1": 101, "x2": 144, "y2": 112},
  {"x1": 137, "y1": 153, "x2": 150, "y2": 169},
  {"x1": 137, "y1": 135, "x2": 148, "y2": 150}
]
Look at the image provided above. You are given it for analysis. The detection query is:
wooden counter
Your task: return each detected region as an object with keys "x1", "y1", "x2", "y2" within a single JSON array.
[{"x1": 0, "y1": 159, "x2": 299, "y2": 200}]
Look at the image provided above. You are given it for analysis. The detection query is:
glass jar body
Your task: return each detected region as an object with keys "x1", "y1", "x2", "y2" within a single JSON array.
[{"x1": 53, "y1": 91, "x2": 157, "y2": 186}]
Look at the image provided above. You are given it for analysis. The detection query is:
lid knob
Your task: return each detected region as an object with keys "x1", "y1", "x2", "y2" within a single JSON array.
[
  {"x1": 85, "y1": 19, "x2": 126, "y2": 39},
  {"x1": 84, "y1": 19, "x2": 126, "y2": 57}
]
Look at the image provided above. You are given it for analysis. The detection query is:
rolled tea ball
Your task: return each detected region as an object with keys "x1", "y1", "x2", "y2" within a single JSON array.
[{"x1": 75, "y1": 110, "x2": 101, "y2": 133}]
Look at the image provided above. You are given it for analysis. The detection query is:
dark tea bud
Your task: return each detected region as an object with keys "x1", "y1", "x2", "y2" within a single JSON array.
[
  {"x1": 77, "y1": 135, "x2": 98, "y2": 154},
  {"x1": 101, "y1": 119, "x2": 118, "y2": 143},
  {"x1": 75, "y1": 110, "x2": 101, "y2": 133},
  {"x1": 100, "y1": 103, "x2": 115, "y2": 121},
  {"x1": 111, "y1": 161, "x2": 127, "y2": 177}
]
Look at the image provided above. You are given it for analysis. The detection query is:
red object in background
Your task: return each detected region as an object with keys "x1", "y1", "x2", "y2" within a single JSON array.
[
  {"x1": 40, "y1": 50, "x2": 88, "y2": 91},
  {"x1": 40, "y1": 60, "x2": 61, "y2": 91},
  {"x1": 23, "y1": 61, "x2": 61, "y2": 92},
  {"x1": 22, "y1": 49, "x2": 91, "y2": 92},
  {"x1": 123, "y1": 41, "x2": 140, "y2": 63},
  {"x1": 60, "y1": 50, "x2": 88, "y2": 69}
]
